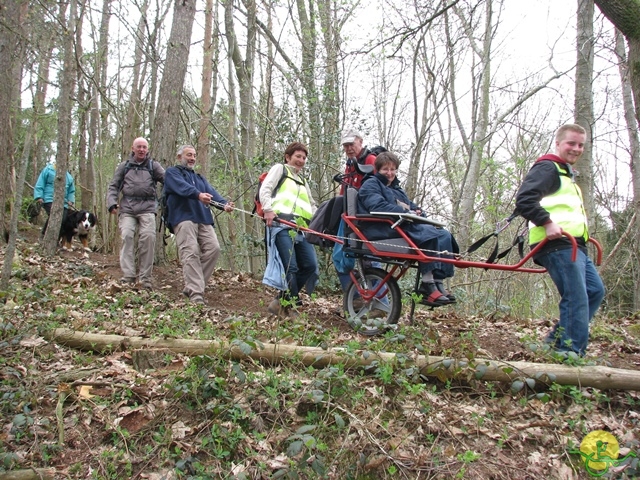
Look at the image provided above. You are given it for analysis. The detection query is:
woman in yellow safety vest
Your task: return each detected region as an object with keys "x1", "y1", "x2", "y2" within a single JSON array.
[{"x1": 259, "y1": 142, "x2": 318, "y2": 318}]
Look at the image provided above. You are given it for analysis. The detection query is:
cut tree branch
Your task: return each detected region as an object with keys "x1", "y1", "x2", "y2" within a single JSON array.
[{"x1": 45, "y1": 328, "x2": 640, "y2": 391}]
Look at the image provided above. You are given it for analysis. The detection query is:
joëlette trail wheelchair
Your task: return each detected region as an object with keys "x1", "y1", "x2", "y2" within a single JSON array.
[{"x1": 277, "y1": 164, "x2": 602, "y2": 336}]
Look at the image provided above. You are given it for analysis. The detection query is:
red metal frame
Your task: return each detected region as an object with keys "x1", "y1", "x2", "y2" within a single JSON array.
[
  {"x1": 274, "y1": 213, "x2": 603, "y2": 275},
  {"x1": 347, "y1": 265, "x2": 402, "y2": 302}
]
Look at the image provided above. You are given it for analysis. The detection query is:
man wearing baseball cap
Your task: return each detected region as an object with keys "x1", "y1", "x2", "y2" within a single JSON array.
[
  {"x1": 340, "y1": 129, "x2": 377, "y2": 193},
  {"x1": 337, "y1": 129, "x2": 382, "y2": 297}
]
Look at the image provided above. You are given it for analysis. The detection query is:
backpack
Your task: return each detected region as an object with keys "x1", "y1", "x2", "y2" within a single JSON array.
[
  {"x1": 367, "y1": 145, "x2": 387, "y2": 158},
  {"x1": 253, "y1": 166, "x2": 289, "y2": 218},
  {"x1": 342, "y1": 146, "x2": 387, "y2": 191},
  {"x1": 159, "y1": 192, "x2": 173, "y2": 234},
  {"x1": 118, "y1": 158, "x2": 156, "y2": 192},
  {"x1": 306, "y1": 195, "x2": 344, "y2": 248}
]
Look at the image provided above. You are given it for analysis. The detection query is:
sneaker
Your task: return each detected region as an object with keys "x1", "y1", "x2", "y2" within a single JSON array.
[
  {"x1": 416, "y1": 282, "x2": 454, "y2": 307},
  {"x1": 434, "y1": 281, "x2": 456, "y2": 302}
]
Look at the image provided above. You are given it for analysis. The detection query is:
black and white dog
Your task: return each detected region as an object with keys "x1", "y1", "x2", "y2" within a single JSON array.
[{"x1": 60, "y1": 210, "x2": 97, "y2": 251}]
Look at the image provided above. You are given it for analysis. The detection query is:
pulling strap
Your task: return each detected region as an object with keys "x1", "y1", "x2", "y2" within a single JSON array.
[{"x1": 465, "y1": 210, "x2": 522, "y2": 264}]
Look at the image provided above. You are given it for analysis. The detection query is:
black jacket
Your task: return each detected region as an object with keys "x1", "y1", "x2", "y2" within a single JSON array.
[{"x1": 515, "y1": 157, "x2": 586, "y2": 258}]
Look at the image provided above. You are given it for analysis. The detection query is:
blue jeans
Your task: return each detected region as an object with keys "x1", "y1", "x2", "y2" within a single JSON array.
[
  {"x1": 416, "y1": 228, "x2": 455, "y2": 279},
  {"x1": 273, "y1": 228, "x2": 318, "y2": 302},
  {"x1": 536, "y1": 248, "x2": 605, "y2": 356}
]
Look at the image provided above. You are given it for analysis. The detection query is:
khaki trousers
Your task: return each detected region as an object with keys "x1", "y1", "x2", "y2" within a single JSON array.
[
  {"x1": 174, "y1": 221, "x2": 221, "y2": 298},
  {"x1": 119, "y1": 213, "x2": 156, "y2": 283}
]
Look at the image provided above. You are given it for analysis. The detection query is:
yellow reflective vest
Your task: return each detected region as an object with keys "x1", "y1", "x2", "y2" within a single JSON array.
[
  {"x1": 270, "y1": 166, "x2": 313, "y2": 223},
  {"x1": 528, "y1": 162, "x2": 588, "y2": 245}
]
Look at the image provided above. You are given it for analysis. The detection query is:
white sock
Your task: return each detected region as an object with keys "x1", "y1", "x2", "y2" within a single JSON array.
[{"x1": 421, "y1": 272, "x2": 434, "y2": 283}]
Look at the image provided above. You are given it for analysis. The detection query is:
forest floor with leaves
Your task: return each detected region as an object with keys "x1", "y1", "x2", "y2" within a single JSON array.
[{"x1": 2, "y1": 221, "x2": 640, "y2": 479}]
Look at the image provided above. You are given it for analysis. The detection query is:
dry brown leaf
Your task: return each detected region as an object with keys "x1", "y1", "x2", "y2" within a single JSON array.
[
  {"x1": 171, "y1": 421, "x2": 190, "y2": 439},
  {"x1": 78, "y1": 385, "x2": 94, "y2": 399},
  {"x1": 19, "y1": 336, "x2": 48, "y2": 348}
]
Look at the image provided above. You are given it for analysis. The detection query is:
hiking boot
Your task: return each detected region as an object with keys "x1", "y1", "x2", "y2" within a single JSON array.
[
  {"x1": 434, "y1": 280, "x2": 456, "y2": 302},
  {"x1": 120, "y1": 277, "x2": 136, "y2": 285},
  {"x1": 141, "y1": 281, "x2": 154, "y2": 291},
  {"x1": 190, "y1": 294, "x2": 206, "y2": 305},
  {"x1": 267, "y1": 298, "x2": 283, "y2": 315},
  {"x1": 367, "y1": 308, "x2": 387, "y2": 319},
  {"x1": 416, "y1": 282, "x2": 454, "y2": 307},
  {"x1": 285, "y1": 308, "x2": 300, "y2": 319}
]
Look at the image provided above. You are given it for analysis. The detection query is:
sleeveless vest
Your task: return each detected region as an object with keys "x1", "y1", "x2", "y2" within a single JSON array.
[
  {"x1": 529, "y1": 162, "x2": 588, "y2": 244},
  {"x1": 270, "y1": 166, "x2": 313, "y2": 222}
]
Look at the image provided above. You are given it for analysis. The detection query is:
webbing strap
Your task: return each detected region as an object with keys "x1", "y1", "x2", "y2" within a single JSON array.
[
  {"x1": 465, "y1": 210, "x2": 521, "y2": 264},
  {"x1": 495, "y1": 234, "x2": 526, "y2": 262},
  {"x1": 466, "y1": 232, "x2": 496, "y2": 255}
]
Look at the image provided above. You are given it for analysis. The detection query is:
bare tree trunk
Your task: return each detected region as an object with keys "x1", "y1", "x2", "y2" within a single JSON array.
[
  {"x1": 1, "y1": 131, "x2": 32, "y2": 289},
  {"x1": 574, "y1": 0, "x2": 595, "y2": 219},
  {"x1": 594, "y1": 1, "x2": 640, "y2": 129},
  {"x1": 0, "y1": 0, "x2": 28, "y2": 240},
  {"x1": 197, "y1": 0, "x2": 215, "y2": 179},
  {"x1": 150, "y1": 0, "x2": 195, "y2": 165},
  {"x1": 123, "y1": 0, "x2": 149, "y2": 155},
  {"x1": 256, "y1": 4, "x2": 276, "y2": 154},
  {"x1": 296, "y1": 0, "x2": 318, "y2": 149},
  {"x1": 150, "y1": 0, "x2": 196, "y2": 264},
  {"x1": 317, "y1": 0, "x2": 341, "y2": 195},
  {"x1": 407, "y1": 36, "x2": 443, "y2": 202},
  {"x1": 43, "y1": 0, "x2": 77, "y2": 256},
  {"x1": 75, "y1": 2, "x2": 88, "y2": 209},
  {"x1": 77, "y1": 83, "x2": 89, "y2": 209},
  {"x1": 455, "y1": 0, "x2": 493, "y2": 249},
  {"x1": 224, "y1": 0, "x2": 256, "y2": 273},
  {"x1": 614, "y1": 29, "x2": 640, "y2": 310},
  {"x1": 141, "y1": 0, "x2": 172, "y2": 140},
  {"x1": 85, "y1": 0, "x2": 111, "y2": 214},
  {"x1": 30, "y1": 27, "x2": 54, "y2": 191}
]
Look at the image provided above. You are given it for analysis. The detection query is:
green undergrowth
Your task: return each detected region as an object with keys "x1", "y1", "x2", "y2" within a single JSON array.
[{"x1": 2, "y1": 244, "x2": 640, "y2": 478}]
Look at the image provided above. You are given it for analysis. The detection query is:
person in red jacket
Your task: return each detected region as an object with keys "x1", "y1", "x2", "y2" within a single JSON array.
[
  {"x1": 337, "y1": 130, "x2": 380, "y2": 293},
  {"x1": 340, "y1": 129, "x2": 378, "y2": 193}
]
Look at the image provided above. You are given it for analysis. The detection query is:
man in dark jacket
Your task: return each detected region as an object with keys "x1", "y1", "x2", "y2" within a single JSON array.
[
  {"x1": 515, "y1": 124, "x2": 605, "y2": 356},
  {"x1": 107, "y1": 137, "x2": 165, "y2": 289},
  {"x1": 163, "y1": 145, "x2": 234, "y2": 305}
]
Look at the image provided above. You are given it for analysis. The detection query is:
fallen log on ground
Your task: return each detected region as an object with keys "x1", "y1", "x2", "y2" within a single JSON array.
[
  {"x1": 0, "y1": 468, "x2": 56, "y2": 480},
  {"x1": 46, "y1": 328, "x2": 640, "y2": 391}
]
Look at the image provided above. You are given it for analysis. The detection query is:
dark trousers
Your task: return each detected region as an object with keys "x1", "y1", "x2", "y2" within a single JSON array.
[{"x1": 41, "y1": 203, "x2": 68, "y2": 236}]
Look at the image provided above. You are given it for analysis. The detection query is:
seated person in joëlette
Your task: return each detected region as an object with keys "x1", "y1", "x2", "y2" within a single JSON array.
[{"x1": 356, "y1": 151, "x2": 458, "y2": 307}]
